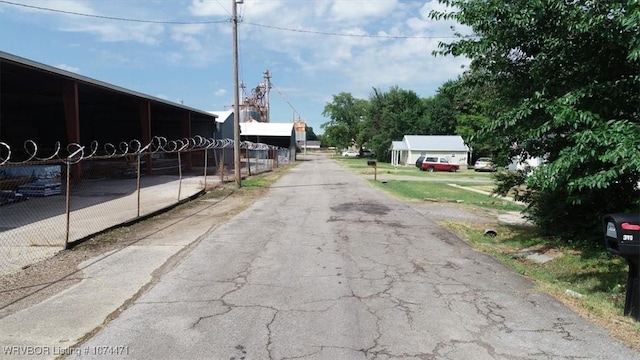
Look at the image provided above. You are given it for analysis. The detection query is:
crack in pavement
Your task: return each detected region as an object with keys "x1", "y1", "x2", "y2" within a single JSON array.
[{"x1": 71, "y1": 156, "x2": 640, "y2": 360}]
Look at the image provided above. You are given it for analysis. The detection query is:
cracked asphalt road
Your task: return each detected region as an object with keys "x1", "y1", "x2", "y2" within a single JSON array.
[{"x1": 72, "y1": 154, "x2": 639, "y2": 360}]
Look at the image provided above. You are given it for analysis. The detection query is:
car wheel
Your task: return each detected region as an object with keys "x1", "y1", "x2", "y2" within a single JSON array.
[
  {"x1": 449, "y1": 167, "x2": 458, "y2": 172},
  {"x1": 426, "y1": 167, "x2": 435, "y2": 172},
  {"x1": 474, "y1": 169, "x2": 479, "y2": 172}
]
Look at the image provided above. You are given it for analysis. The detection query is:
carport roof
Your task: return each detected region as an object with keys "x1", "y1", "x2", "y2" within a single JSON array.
[
  {"x1": 0, "y1": 50, "x2": 216, "y2": 119},
  {"x1": 240, "y1": 122, "x2": 294, "y2": 137}
]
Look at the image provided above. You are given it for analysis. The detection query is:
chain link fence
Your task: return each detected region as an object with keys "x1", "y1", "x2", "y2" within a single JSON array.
[{"x1": 0, "y1": 136, "x2": 291, "y2": 275}]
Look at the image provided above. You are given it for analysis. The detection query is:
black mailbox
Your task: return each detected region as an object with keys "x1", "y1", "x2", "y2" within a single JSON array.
[
  {"x1": 367, "y1": 161, "x2": 377, "y2": 167},
  {"x1": 604, "y1": 213, "x2": 640, "y2": 259},
  {"x1": 603, "y1": 213, "x2": 640, "y2": 321}
]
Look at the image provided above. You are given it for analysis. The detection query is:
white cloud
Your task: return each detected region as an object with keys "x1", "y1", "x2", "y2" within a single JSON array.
[
  {"x1": 4, "y1": 0, "x2": 167, "y2": 45},
  {"x1": 188, "y1": 0, "x2": 230, "y2": 17},
  {"x1": 232, "y1": 0, "x2": 469, "y2": 98},
  {"x1": 65, "y1": 22, "x2": 165, "y2": 45},
  {"x1": 171, "y1": 24, "x2": 206, "y2": 52},
  {"x1": 56, "y1": 64, "x2": 80, "y2": 73},
  {"x1": 327, "y1": 0, "x2": 399, "y2": 23},
  {"x1": 190, "y1": 0, "x2": 285, "y2": 18},
  {"x1": 214, "y1": 89, "x2": 227, "y2": 97},
  {"x1": 410, "y1": 1, "x2": 473, "y2": 36}
]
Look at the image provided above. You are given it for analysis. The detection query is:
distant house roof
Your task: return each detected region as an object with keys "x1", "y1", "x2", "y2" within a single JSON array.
[
  {"x1": 403, "y1": 135, "x2": 469, "y2": 152},
  {"x1": 391, "y1": 140, "x2": 409, "y2": 151},
  {"x1": 209, "y1": 110, "x2": 233, "y2": 123},
  {"x1": 240, "y1": 122, "x2": 294, "y2": 137}
]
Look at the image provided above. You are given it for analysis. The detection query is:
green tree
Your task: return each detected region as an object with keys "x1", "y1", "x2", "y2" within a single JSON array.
[
  {"x1": 445, "y1": 72, "x2": 502, "y2": 162},
  {"x1": 305, "y1": 126, "x2": 318, "y2": 141},
  {"x1": 321, "y1": 93, "x2": 368, "y2": 150},
  {"x1": 432, "y1": 1, "x2": 640, "y2": 241},
  {"x1": 365, "y1": 86, "x2": 428, "y2": 161},
  {"x1": 423, "y1": 81, "x2": 459, "y2": 135},
  {"x1": 317, "y1": 133, "x2": 333, "y2": 148}
]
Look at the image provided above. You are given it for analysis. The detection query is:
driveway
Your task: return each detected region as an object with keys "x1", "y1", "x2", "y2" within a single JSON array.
[{"x1": 71, "y1": 154, "x2": 638, "y2": 359}]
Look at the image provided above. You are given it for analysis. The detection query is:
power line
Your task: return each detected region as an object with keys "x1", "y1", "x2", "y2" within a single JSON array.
[
  {"x1": 0, "y1": 0, "x2": 468, "y2": 39},
  {"x1": 243, "y1": 21, "x2": 464, "y2": 39},
  {"x1": 0, "y1": 0, "x2": 228, "y2": 24},
  {"x1": 271, "y1": 82, "x2": 302, "y2": 121},
  {"x1": 214, "y1": 0, "x2": 231, "y2": 17}
]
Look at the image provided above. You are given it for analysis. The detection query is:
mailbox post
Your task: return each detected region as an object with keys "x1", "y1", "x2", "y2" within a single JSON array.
[
  {"x1": 367, "y1": 160, "x2": 377, "y2": 181},
  {"x1": 603, "y1": 213, "x2": 640, "y2": 321}
]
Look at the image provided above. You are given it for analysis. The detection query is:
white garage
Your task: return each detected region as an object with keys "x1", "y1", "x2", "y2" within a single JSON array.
[{"x1": 390, "y1": 135, "x2": 471, "y2": 168}]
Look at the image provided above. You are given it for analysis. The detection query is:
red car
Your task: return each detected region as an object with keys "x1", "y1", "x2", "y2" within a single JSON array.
[{"x1": 420, "y1": 157, "x2": 459, "y2": 172}]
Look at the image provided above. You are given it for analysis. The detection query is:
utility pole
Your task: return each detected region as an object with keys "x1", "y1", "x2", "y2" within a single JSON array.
[
  {"x1": 263, "y1": 70, "x2": 271, "y2": 123},
  {"x1": 232, "y1": 0, "x2": 242, "y2": 187}
]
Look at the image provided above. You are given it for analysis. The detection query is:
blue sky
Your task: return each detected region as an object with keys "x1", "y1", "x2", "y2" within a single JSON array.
[{"x1": 0, "y1": 0, "x2": 470, "y2": 135}]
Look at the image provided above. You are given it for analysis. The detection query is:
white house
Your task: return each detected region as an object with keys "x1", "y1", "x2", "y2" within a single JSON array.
[{"x1": 390, "y1": 135, "x2": 471, "y2": 168}]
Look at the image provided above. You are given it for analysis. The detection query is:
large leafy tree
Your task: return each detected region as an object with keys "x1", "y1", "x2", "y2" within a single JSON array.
[
  {"x1": 445, "y1": 72, "x2": 503, "y2": 162},
  {"x1": 365, "y1": 86, "x2": 428, "y2": 161},
  {"x1": 432, "y1": 1, "x2": 640, "y2": 240},
  {"x1": 424, "y1": 80, "x2": 459, "y2": 135},
  {"x1": 321, "y1": 92, "x2": 368, "y2": 150}
]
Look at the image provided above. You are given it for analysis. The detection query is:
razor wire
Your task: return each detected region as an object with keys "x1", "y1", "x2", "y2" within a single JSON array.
[
  {"x1": 0, "y1": 137, "x2": 274, "y2": 165},
  {"x1": 1, "y1": 136, "x2": 291, "y2": 274}
]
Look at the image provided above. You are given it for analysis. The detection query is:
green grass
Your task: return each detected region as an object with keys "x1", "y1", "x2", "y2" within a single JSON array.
[
  {"x1": 370, "y1": 179, "x2": 524, "y2": 211},
  {"x1": 445, "y1": 222, "x2": 632, "y2": 323},
  {"x1": 242, "y1": 177, "x2": 271, "y2": 188}
]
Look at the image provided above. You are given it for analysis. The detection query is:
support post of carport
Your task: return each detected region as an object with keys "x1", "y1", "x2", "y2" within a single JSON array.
[
  {"x1": 63, "y1": 81, "x2": 81, "y2": 184},
  {"x1": 183, "y1": 111, "x2": 192, "y2": 170},
  {"x1": 140, "y1": 100, "x2": 152, "y2": 175}
]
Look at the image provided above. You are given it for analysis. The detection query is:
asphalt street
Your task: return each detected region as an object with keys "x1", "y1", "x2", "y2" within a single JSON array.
[{"x1": 72, "y1": 154, "x2": 638, "y2": 359}]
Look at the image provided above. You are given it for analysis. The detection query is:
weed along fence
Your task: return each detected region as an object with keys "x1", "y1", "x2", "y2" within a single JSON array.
[{"x1": 0, "y1": 136, "x2": 291, "y2": 275}]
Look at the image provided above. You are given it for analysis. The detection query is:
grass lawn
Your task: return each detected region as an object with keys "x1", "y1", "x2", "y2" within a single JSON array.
[
  {"x1": 370, "y1": 180, "x2": 523, "y2": 212},
  {"x1": 445, "y1": 221, "x2": 640, "y2": 350}
]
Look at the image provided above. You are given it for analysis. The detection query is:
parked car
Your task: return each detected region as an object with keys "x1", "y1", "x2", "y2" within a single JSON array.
[
  {"x1": 474, "y1": 157, "x2": 497, "y2": 172},
  {"x1": 341, "y1": 150, "x2": 359, "y2": 157},
  {"x1": 420, "y1": 157, "x2": 459, "y2": 172},
  {"x1": 415, "y1": 156, "x2": 425, "y2": 168},
  {"x1": 361, "y1": 150, "x2": 375, "y2": 158}
]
